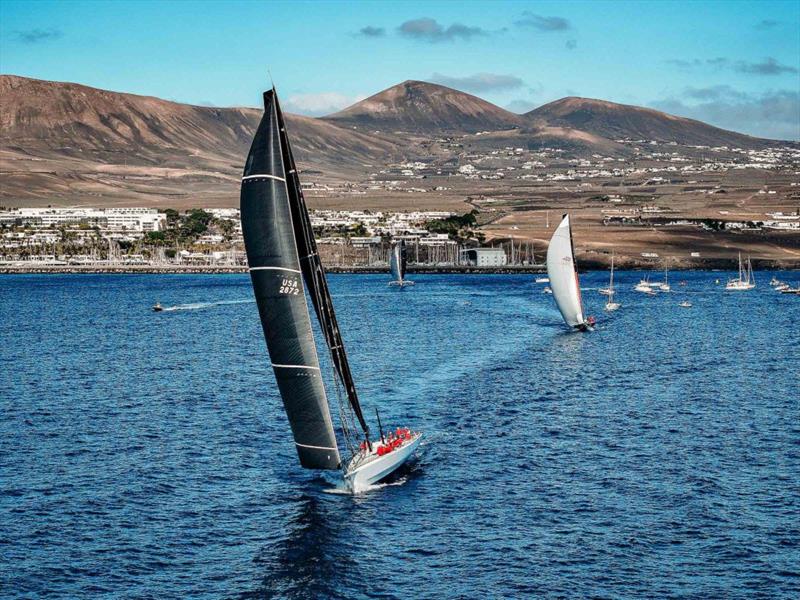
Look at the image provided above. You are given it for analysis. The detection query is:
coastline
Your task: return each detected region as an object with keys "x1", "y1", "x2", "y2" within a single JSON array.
[{"x1": 2, "y1": 259, "x2": 799, "y2": 275}]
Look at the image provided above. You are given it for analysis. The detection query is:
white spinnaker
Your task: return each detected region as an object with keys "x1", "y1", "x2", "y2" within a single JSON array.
[{"x1": 546, "y1": 214, "x2": 586, "y2": 328}]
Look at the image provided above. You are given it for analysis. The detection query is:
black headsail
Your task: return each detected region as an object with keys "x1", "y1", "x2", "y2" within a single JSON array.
[
  {"x1": 272, "y1": 93, "x2": 371, "y2": 445},
  {"x1": 240, "y1": 90, "x2": 341, "y2": 470}
]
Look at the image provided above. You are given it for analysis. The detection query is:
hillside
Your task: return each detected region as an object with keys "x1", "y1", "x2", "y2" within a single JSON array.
[
  {"x1": 525, "y1": 97, "x2": 772, "y2": 148},
  {"x1": 0, "y1": 75, "x2": 400, "y2": 205},
  {"x1": 1, "y1": 76, "x2": 789, "y2": 207},
  {"x1": 324, "y1": 80, "x2": 525, "y2": 133}
]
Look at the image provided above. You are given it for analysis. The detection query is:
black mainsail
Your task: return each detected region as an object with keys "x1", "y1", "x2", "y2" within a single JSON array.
[{"x1": 241, "y1": 90, "x2": 369, "y2": 471}]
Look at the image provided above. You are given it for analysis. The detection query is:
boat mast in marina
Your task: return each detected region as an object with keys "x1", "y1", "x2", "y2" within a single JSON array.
[
  {"x1": 240, "y1": 88, "x2": 421, "y2": 491},
  {"x1": 546, "y1": 214, "x2": 593, "y2": 331}
]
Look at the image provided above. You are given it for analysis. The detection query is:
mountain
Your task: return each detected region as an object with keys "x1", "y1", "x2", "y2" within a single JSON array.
[
  {"x1": 525, "y1": 97, "x2": 771, "y2": 148},
  {"x1": 0, "y1": 75, "x2": 400, "y2": 205},
  {"x1": 1, "y1": 76, "x2": 787, "y2": 207},
  {"x1": 324, "y1": 80, "x2": 524, "y2": 133}
]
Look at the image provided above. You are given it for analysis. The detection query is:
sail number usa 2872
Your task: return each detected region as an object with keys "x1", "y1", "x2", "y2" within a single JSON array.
[{"x1": 279, "y1": 277, "x2": 300, "y2": 296}]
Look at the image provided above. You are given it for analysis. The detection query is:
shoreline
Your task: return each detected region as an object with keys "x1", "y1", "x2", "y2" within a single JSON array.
[{"x1": 2, "y1": 260, "x2": 799, "y2": 275}]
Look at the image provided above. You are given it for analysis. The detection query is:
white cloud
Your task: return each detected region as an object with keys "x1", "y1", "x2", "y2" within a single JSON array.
[
  {"x1": 650, "y1": 88, "x2": 800, "y2": 141},
  {"x1": 282, "y1": 92, "x2": 366, "y2": 117},
  {"x1": 430, "y1": 72, "x2": 524, "y2": 92}
]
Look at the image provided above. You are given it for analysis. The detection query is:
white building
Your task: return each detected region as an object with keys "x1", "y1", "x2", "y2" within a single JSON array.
[
  {"x1": 1, "y1": 207, "x2": 166, "y2": 232},
  {"x1": 462, "y1": 248, "x2": 507, "y2": 267}
]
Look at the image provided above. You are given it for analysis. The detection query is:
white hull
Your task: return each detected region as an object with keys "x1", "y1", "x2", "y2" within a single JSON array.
[
  {"x1": 605, "y1": 301, "x2": 621, "y2": 311},
  {"x1": 725, "y1": 281, "x2": 755, "y2": 291},
  {"x1": 535, "y1": 277, "x2": 550, "y2": 283},
  {"x1": 344, "y1": 433, "x2": 422, "y2": 493},
  {"x1": 598, "y1": 287, "x2": 613, "y2": 296},
  {"x1": 388, "y1": 280, "x2": 415, "y2": 287}
]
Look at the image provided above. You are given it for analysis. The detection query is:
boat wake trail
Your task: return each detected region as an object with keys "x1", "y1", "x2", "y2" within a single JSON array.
[{"x1": 161, "y1": 299, "x2": 254, "y2": 312}]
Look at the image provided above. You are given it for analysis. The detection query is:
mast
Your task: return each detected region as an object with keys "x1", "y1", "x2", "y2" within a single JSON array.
[
  {"x1": 240, "y1": 90, "x2": 341, "y2": 470},
  {"x1": 272, "y1": 92, "x2": 371, "y2": 444},
  {"x1": 610, "y1": 252, "x2": 615, "y2": 295},
  {"x1": 738, "y1": 252, "x2": 743, "y2": 282}
]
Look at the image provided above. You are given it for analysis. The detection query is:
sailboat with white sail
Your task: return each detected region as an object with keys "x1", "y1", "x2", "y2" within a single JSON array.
[
  {"x1": 653, "y1": 266, "x2": 670, "y2": 292},
  {"x1": 603, "y1": 253, "x2": 621, "y2": 311},
  {"x1": 388, "y1": 240, "x2": 414, "y2": 287},
  {"x1": 598, "y1": 252, "x2": 615, "y2": 296},
  {"x1": 546, "y1": 214, "x2": 594, "y2": 331},
  {"x1": 240, "y1": 89, "x2": 421, "y2": 493},
  {"x1": 725, "y1": 253, "x2": 755, "y2": 291}
]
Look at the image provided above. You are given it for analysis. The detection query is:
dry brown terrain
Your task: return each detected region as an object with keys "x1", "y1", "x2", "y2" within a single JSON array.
[{"x1": 2, "y1": 75, "x2": 798, "y2": 266}]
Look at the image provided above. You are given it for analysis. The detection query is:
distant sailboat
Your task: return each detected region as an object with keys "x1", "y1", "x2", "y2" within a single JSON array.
[
  {"x1": 725, "y1": 253, "x2": 755, "y2": 290},
  {"x1": 604, "y1": 253, "x2": 621, "y2": 311},
  {"x1": 598, "y1": 252, "x2": 615, "y2": 296},
  {"x1": 546, "y1": 214, "x2": 593, "y2": 331},
  {"x1": 653, "y1": 266, "x2": 670, "y2": 292},
  {"x1": 240, "y1": 88, "x2": 421, "y2": 493},
  {"x1": 388, "y1": 240, "x2": 413, "y2": 287}
]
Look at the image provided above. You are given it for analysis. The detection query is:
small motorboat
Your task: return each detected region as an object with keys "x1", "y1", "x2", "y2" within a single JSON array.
[
  {"x1": 775, "y1": 283, "x2": 789, "y2": 291},
  {"x1": 543, "y1": 286, "x2": 553, "y2": 294},
  {"x1": 780, "y1": 286, "x2": 800, "y2": 295},
  {"x1": 535, "y1": 277, "x2": 550, "y2": 283},
  {"x1": 152, "y1": 302, "x2": 164, "y2": 312},
  {"x1": 678, "y1": 301, "x2": 692, "y2": 308}
]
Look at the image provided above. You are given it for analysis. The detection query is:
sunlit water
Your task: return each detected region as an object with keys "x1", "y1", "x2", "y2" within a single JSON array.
[{"x1": 1, "y1": 272, "x2": 798, "y2": 598}]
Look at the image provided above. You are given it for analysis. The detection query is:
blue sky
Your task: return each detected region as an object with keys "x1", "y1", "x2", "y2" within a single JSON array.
[{"x1": 1, "y1": 0, "x2": 798, "y2": 139}]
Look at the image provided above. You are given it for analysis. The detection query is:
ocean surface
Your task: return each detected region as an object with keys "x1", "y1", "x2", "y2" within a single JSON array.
[{"x1": 1, "y1": 271, "x2": 798, "y2": 599}]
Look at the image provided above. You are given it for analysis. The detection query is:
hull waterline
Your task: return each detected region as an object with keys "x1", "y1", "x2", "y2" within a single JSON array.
[{"x1": 344, "y1": 433, "x2": 422, "y2": 493}]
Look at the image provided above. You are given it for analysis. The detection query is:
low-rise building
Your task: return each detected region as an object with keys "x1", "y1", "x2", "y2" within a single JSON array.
[{"x1": 462, "y1": 248, "x2": 507, "y2": 267}]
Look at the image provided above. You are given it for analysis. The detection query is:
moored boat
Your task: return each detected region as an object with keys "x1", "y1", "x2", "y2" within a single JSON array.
[
  {"x1": 634, "y1": 277, "x2": 654, "y2": 294},
  {"x1": 725, "y1": 253, "x2": 755, "y2": 291},
  {"x1": 603, "y1": 252, "x2": 621, "y2": 311}
]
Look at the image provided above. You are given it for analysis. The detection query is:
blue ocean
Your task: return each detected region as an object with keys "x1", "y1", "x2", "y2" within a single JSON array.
[{"x1": 1, "y1": 272, "x2": 798, "y2": 599}]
